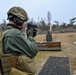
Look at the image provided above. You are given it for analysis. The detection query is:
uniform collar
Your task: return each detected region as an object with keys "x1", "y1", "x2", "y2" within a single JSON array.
[{"x1": 7, "y1": 24, "x2": 20, "y2": 30}]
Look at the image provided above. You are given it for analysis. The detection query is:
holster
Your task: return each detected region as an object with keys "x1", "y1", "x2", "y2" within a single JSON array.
[{"x1": 0, "y1": 55, "x2": 18, "y2": 75}]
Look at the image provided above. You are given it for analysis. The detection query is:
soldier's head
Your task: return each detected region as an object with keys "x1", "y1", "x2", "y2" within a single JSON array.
[{"x1": 7, "y1": 6, "x2": 28, "y2": 29}]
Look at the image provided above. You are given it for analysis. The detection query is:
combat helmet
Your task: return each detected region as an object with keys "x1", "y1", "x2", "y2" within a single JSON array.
[{"x1": 7, "y1": 6, "x2": 28, "y2": 21}]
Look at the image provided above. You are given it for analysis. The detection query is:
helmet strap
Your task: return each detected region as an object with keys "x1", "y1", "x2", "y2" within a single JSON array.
[{"x1": 8, "y1": 15, "x2": 24, "y2": 30}]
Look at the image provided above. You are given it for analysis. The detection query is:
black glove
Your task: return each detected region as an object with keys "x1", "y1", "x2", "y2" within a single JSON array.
[
  {"x1": 26, "y1": 28, "x2": 37, "y2": 38},
  {"x1": 33, "y1": 28, "x2": 37, "y2": 37}
]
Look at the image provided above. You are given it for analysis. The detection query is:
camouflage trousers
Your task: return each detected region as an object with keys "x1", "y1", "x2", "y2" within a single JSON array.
[
  {"x1": 10, "y1": 68, "x2": 28, "y2": 75},
  {"x1": 0, "y1": 54, "x2": 37, "y2": 75},
  {"x1": 17, "y1": 55, "x2": 37, "y2": 75}
]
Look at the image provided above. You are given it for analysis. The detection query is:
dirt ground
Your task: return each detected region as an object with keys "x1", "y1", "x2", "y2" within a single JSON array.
[{"x1": 34, "y1": 32, "x2": 76, "y2": 75}]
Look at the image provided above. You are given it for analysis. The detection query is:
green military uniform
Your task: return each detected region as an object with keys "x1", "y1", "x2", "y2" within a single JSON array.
[
  {"x1": 3, "y1": 24, "x2": 38, "y2": 58},
  {"x1": 1, "y1": 6, "x2": 38, "y2": 75}
]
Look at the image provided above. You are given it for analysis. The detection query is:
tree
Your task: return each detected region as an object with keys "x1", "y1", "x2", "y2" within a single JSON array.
[
  {"x1": 69, "y1": 17, "x2": 76, "y2": 26},
  {"x1": 54, "y1": 21, "x2": 59, "y2": 26},
  {"x1": 1, "y1": 19, "x2": 7, "y2": 31},
  {"x1": 61, "y1": 22, "x2": 66, "y2": 28},
  {"x1": 47, "y1": 11, "x2": 52, "y2": 26},
  {"x1": 38, "y1": 19, "x2": 49, "y2": 31}
]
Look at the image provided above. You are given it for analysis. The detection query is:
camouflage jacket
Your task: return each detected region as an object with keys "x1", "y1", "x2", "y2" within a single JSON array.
[{"x1": 2, "y1": 24, "x2": 38, "y2": 58}]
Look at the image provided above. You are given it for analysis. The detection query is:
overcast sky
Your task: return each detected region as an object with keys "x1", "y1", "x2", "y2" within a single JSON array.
[{"x1": 0, "y1": 0, "x2": 76, "y2": 24}]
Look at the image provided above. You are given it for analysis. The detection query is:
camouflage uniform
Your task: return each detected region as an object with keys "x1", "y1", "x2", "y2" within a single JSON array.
[
  {"x1": 3, "y1": 25, "x2": 38, "y2": 58},
  {"x1": 2, "y1": 6, "x2": 38, "y2": 75},
  {"x1": 3, "y1": 6, "x2": 38, "y2": 58}
]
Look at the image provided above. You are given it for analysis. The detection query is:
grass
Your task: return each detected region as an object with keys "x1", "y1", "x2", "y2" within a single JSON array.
[{"x1": 34, "y1": 32, "x2": 76, "y2": 75}]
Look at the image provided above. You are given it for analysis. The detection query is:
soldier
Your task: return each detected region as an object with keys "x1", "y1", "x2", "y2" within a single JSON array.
[{"x1": 2, "y1": 6, "x2": 38, "y2": 75}]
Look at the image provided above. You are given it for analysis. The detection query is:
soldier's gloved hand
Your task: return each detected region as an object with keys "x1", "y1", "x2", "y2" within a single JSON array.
[
  {"x1": 26, "y1": 28, "x2": 34, "y2": 38},
  {"x1": 33, "y1": 28, "x2": 37, "y2": 37},
  {"x1": 26, "y1": 28, "x2": 37, "y2": 38}
]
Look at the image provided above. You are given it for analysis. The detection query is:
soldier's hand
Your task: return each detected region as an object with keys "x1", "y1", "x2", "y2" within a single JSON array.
[
  {"x1": 26, "y1": 28, "x2": 33, "y2": 37},
  {"x1": 26, "y1": 28, "x2": 37, "y2": 38},
  {"x1": 33, "y1": 28, "x2": 37, "y2": 37}
]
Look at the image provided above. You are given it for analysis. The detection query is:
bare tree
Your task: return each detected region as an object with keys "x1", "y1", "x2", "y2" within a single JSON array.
[{"x1": 47, "y1": 11, "x2": 52, "y2": 26}]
